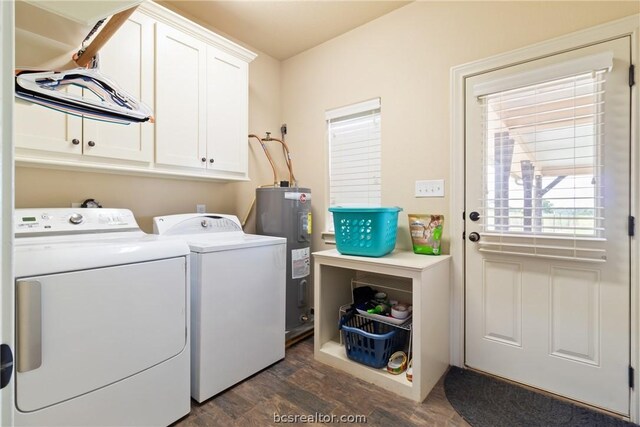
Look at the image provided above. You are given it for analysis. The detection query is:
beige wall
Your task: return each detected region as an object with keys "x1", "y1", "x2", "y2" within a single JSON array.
[
  {"x1": 281, "y1": 1, "x2": 640, "y2": 254},
  {"x1": 15, "y1": 24, "x2": 285, "y2": 233},
  {"x1": 14, "y1": 1, "x2": 640, "y2": 238}
]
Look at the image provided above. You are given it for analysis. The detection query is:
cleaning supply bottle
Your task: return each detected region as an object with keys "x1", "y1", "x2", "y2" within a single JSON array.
[{"x1": 367, "y1": 303, "x2": 389, "y2": 315}]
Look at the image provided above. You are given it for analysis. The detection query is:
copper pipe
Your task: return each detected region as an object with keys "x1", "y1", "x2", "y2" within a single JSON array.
[
  {"x1": 241, "y1": 197, "x2": 255, "y2": 229},
  {"x1": 262, "y1": 135, "x2": 296, "y2": 186},
  {"x1": 248, "y1": 134, "x2": 278, "y2": 185}
]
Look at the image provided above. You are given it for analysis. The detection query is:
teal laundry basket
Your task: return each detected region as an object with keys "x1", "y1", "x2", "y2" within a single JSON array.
[{"x1": 329, "y1": 207, "x2": 402, "y2": 257}]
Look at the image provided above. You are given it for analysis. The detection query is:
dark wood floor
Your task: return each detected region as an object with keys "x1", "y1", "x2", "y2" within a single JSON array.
[{"x1": 173, "y1": 337, "x2": 469, "y2": 426}]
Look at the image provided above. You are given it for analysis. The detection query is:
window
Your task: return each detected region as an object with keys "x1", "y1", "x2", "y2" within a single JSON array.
[
  {"x1": 473, "y1": 52, "x2": 613, "y2": 261},
  {"x1": 326, "y1": 98, "x2": 381, "y2": 231}
]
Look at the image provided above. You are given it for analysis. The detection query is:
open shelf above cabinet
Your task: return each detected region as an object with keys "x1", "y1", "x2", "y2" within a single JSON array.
[{"x1": 22, "y1": 0, "x2": 143, "y2": 25}]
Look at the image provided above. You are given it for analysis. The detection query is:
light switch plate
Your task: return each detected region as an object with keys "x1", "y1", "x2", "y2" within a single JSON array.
[
  {"x1": 415, "y1": 179, "x2": 445, "y2": 197},
  {"x1": 196, "y1": 204, "x2": 206, "y2": 213}
]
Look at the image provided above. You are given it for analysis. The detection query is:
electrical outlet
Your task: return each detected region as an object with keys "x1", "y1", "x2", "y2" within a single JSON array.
[
  {"x1": 415, "y1": 179, "x2": 445, "y2": 197},
  {"x1": 196, "y1": 204, "x2": 206, "y2": 213}
]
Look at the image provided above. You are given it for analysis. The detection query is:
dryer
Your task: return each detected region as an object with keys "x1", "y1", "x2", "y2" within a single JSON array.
[
  {"x1": 153, "y1": 213, "x2": 286, "y2": 402},
  {"x1": 13, "y1": 208, "x2": 191, "y2": 426}
]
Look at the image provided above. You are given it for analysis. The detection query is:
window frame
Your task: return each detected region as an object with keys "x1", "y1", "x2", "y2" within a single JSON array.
[
  {"x1": 478, "y1": 69, "x2": 607, "y2": 240},
  {"x1": 324, "y1": 98, "x2": 381, "y2": 234}
]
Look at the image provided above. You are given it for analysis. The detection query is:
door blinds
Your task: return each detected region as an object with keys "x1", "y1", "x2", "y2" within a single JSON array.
[
  {"x1": 326, "y1": 99, "x2": 381, "y2": 231},
  {"x1": 475, "y1": 57, "x2": 612, "y2": 262}
]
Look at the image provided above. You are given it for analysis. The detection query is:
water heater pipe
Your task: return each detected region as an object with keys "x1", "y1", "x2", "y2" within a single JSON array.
[
  {"x1": 262, "y1": 133, "x2": 296, "y2": 186},
  {"x1": 248, "y1": 134, "x2": 278, "y2": 185}
]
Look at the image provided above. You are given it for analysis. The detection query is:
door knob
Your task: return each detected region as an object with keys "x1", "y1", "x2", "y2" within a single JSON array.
[
  {"x1": 201, "y1": 157, "x2": 206, "y2": 162},
  {"x1": 87, "y1": 141, "x2": 96, "y2": 147},
  {"x1": 469, "y1": 211, "x2": 480, "y2": 222},
  {"x1": 468, "y1": 232, "x2": 480, "y2": 242},
  {"x1": 209, "y1": 159, "x2": 214, "y2": 164},
  {"x1": 71, "y1": 138, "x2": 80, "y2": 145}
]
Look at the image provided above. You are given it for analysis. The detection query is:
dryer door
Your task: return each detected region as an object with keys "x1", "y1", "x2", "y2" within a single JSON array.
[{"x1": 15, "y1": 257, "x2": 187, "y2": 412}]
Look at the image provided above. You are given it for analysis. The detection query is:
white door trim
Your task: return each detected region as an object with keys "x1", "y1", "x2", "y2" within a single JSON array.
[
  {"x1": 450, "y1": 14, "x2": 639, "y2": 422},
  {"x1": 0, "y1": 0, "x2": 14, "y2": 425}
]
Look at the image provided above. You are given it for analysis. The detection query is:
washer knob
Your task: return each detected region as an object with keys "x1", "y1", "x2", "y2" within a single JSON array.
[{"x1": 69, "y1": 213, "x2": 84, "y2": 225}]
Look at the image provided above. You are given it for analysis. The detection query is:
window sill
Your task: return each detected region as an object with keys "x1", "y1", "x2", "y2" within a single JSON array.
[{"x1": 321, "y1": 231, "x2": 336, "y2": 245}]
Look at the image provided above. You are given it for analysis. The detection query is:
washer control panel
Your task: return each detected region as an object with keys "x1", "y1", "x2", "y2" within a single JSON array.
[
  {"x1": 153, "y1": 213, "x2": 242, "y2": 235},
  {"x1": 15, "y1": 208, "x2": 139, "y2": 235}
]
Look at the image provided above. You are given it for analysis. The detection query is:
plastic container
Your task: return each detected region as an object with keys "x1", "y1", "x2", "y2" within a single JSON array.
[
  {"x1": 339, "y1": 311, "x2": 408, "y2": 369},
  {"x1": 329, "y1": 207, "x2": 402, "y2": 257}
]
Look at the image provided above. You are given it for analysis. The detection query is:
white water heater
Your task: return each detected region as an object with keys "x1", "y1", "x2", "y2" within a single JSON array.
[{"x1": 256, "y1": 187, "x2": 312, "y2": 337}]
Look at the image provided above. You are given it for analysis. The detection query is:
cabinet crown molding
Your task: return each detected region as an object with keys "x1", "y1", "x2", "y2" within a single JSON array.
[{"x1": 139, "y1": 1, "x2": 257, "y2": 63}]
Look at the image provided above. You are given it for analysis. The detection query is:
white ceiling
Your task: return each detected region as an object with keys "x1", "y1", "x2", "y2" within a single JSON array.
[{"x1": 159, "y1": 0, "x2": 412, "y2": 60}]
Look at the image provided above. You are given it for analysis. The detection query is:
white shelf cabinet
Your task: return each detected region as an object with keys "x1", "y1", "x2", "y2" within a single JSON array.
[
  {"x1": 313, "y1": 249, "x2": 450, "y2": 402},
  {"x1": 83, "y1": 11, "x2": 154, "y2": 163},
  {"x1": 14, "y1": 2, "x2": 256, "y2": 182},
  {"x1": 155, "y1": 21, "x2": 207, "y2": 169},
  {"x1": 15, "y1": 11, "x2": 154, "y2": 163},
  {"x1": 205, "y1": 46, "x2": 248, "y2": 174},
  {"x1": 155, "y1": 25, "x2": 249, "y2": 177}
]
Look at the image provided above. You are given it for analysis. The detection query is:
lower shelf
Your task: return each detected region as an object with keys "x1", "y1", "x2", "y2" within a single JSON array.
[{"x1": 317, "y1": 340, "x2": 416, "y2": 401}]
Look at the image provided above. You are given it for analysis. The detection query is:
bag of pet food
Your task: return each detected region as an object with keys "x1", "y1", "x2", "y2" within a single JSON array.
[{"x1": 408, "y1": 214, "x2": 443, "y2": 255}]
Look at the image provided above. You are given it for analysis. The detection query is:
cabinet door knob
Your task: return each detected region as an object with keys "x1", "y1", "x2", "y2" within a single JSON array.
[
  {"x1": 71, "y1": 139, "x2": 80, "y2": 145},
  {"x1": 201, "y1": 157, "x2": 206, "y2": 162},
  {"x1": 209, "y1": 158, "x2": 214, "y2": 164},
  {"x1": 87, "y1": 141, "x2": 96, "y2": 147}
]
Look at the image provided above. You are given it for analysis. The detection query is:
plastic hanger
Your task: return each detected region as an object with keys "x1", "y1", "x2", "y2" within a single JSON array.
[{"x1": 15, "y1": 68, "x2": 153, "y2": 124}]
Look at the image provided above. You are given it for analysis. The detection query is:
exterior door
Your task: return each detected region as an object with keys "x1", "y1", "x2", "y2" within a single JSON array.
[{"x1": 465, "y1": 37, "x2": 631, "y2": 415}]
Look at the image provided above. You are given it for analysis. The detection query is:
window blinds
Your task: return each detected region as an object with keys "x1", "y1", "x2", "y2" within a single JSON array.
[
  {"x1": 326, "y1": 99, "x2": 381, "y2": 230},
  {"x1": 476, "y1": 66, "x2": 609, "y2": 262}
]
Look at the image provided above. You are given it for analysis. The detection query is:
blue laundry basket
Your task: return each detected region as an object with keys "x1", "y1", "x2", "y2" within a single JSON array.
[
  {"x1": 339, "y1": 311, "x2": 407, "y2": 369},
  {"x1": 329, "y1": 207, "x2": 402, "y2": 257}
]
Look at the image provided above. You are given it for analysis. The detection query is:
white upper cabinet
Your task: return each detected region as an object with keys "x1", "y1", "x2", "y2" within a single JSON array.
[
  {"x1": 155, "y1": 22, "x2": 207, "y2": 169},
  {"x1": 155, "y1": 23, "x2": 251, "y2": 178},
  {"x1": 15, "y1": 88, "x2": 83, "y2": 155},
  {"x1": 15, "y1": 11, "x2": 154, "y2": 163},
  {"x1": 205, "y1": 46, "x2": 248, "y2": 174},
  {"x1": 14, "y1": 2, "x2": 256, "y2": 181},
  {"x1": 83, "y1": 11, "x2": 154, "y2": 162}
]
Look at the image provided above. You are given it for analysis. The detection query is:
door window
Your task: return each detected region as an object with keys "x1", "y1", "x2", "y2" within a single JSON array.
[{"x1": 481, "y1": 71, "x2": 606, "y2": 237}]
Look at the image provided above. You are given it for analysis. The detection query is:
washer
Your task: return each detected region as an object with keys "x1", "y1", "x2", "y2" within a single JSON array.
[
  {"x1": 153, "y1": 213, "x2": 286, "y2": 402},
  {"x1": 14, "y1": 208, "x2": 191, "y2": 427}
]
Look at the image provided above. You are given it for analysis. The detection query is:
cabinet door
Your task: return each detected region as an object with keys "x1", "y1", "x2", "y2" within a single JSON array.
[
  {"x1": 83, "y1": 12, "x2": 154, "y2": 162},
  {"x1": 15, "y1": 87, "x2": 82, "y2": 155},
  {"x1": 155, "y1": 22, "x2": 206, "y2": 169},
  {"x1": 205, "y1": 46, "x2": 248, "y2": 174}
]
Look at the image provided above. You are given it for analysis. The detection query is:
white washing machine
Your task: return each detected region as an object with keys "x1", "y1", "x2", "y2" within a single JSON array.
[
  {"x1": 153, "y1": 213, "x2": 286, "y2": 402},
  {"x1": 13, "y1": 208, "x2": 191, "y2": 427}
]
